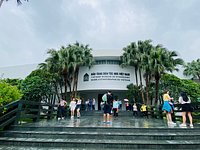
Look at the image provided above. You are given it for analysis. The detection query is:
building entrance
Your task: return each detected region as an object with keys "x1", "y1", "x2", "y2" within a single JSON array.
[{"x1": 98, "y1": 94, "x2": 104, "y2": 110}]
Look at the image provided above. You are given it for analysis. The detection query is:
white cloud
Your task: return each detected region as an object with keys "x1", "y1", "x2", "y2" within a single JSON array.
[
  {"x1": 78, "y1": 0, "x2": 99, "y2": 8},
  {"x1": 0, "y1": 0, "x2": 200, "y2": 68}
]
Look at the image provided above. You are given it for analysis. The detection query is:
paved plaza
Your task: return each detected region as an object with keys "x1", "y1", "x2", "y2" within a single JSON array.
[{"x1": 28, "y1": 111, "x2": 200, "y2": 129}]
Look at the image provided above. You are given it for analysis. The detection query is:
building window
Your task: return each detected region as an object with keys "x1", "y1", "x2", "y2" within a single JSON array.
[
  {"x1": 83, "y1": 73, "x2": 89, "y2": 82},
  {"x1": 95, "y1": 60, "x2": 119, "y2": 65}
]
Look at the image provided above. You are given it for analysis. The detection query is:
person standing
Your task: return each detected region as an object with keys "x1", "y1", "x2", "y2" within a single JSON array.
[
  {"x1": 69, "y1": 98, "x2": 76, "y2": 119},
  {"x1": 58, "y1": 99, "x2": 67, "y2": 120},
  {"x1": 179, "y1": 92, "x2": 193, "y2": 127},
  {"x1": 113, "y1": 99, "x2": 119, "y2": 118},
  {"x1": 92, "y1": 98, "x2": 96, "y2": 110},
  {"x1": 85, "y1": 99, "x2": 89, "y2": 111},
  {"x1": 125, "y1": 101, "x2": 129, "y2": 111},
  {"x1": 102, "y1": 91, "x2": 113, "y2": 123},
  {"x1": 89, "y1": 99, "x2": 93, "y2": 111},
  {"x1": 140, "y1": 103, "x2": 148, "y2": 118},
  {"x1": 76, "y1": 98, "x2": 82, "y2": 118},
  {"x1": 133, "y1": 103, "x2": 138, "y2": 117},
  {"x1": 162, "y1": 90, "x2": 176, "y2": 125}
]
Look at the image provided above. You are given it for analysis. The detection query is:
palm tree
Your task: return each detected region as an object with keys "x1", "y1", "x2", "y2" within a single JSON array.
[
  {"x1": 39, "y1": 49, "x2": 63, "y2": 100},
  {"x1": 0, "y1": 0, "x2": 27, "y2": 8},
  {"x1": 121, "y1": 43, "x2": 139, "y2": 87},
  {"x1": 139, "y1": 40, "x2": 154, "y2": 104},
  {"x1": 121, "y1": 42, "x2": 144, "y2": 102},
  {"x1": 58, "y1": 46, "x2": 71, "y2": 99},
  {"x1": 150, "y1": 45, "x2": 183, "y2": 104},
  {"x1": 68, "y1": 42, "x2": 94, "y2": 98},
  {"x1": 183, "y1": 59, "x2": 200, "y2": 82}
]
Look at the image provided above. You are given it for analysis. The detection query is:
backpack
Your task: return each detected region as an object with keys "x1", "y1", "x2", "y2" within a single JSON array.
[{"x1": 102, "y1": 94, "x2": 107, "y2": 102}]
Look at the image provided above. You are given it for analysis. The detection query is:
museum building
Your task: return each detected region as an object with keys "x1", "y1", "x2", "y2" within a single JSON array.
[
  {"x1": 0, "y1": 55, "x2": 140, "y2": 110},
  {"x1": 77, "y1": 56, "x2": 138, "y2": 110}
]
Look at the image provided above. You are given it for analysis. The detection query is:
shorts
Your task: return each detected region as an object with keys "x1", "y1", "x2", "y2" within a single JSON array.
[
  {"x1": 104, "y1": 104, "x2": 112, "y2": 115},
  {"x1": 182, "y1": 103, "x2": 193, "y2": 112},
  {"x1": 76, "y1": 104, "x2": 81, "y2": 109}
]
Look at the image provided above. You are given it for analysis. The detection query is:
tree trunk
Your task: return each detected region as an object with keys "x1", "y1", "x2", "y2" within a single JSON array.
[
  {"x1": 59, "y1": 80, "x2": 63, "y2": 97},
  {"x1": 155, "y1": 75, "x2": 160, "y2": 106},
  {"x1": 0, "y1": 0, "x2": 4, "y2": 8},
  {"x1": 75, "y1": 68, "x2": 79, "y2": 97},
  {"x1": 145, "y1": 75, "x2": 149, "y2": 105},
  {"x1": 54, "y1": 83, "x2": 60, "y2": 102},
  {"x1": 72, "y1": 68, "x2": 76, "y2": 98},
  {"x1": 139, "y1": 68, "x2": 145, "y2": 103},
  {"x1": 135, "y1": 67, "x2": 139, "y2": 86},
  {"x1": 64, "y1": 75, "x2": 68, "y2": 100},
  {"x1": 134, "y1": 67, "x2": 140, "y2": 101},
  {"x1": 198, "y1": 74, "x2": 200, "y2": 82}
]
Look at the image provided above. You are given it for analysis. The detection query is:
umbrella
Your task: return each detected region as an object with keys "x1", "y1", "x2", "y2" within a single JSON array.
[{"x1": 124, "y1": 99, "x2": 129, "y2": 102}]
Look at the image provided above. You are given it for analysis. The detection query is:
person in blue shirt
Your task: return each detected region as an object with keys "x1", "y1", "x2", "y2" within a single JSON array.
[{"x1": 113, "y1": 99, "x2": 119, "y2": 118}]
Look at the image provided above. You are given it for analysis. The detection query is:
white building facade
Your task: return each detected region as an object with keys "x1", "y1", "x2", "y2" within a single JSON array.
[
  {"x1": 77, "y1": 56, "x2": 137, "y2": 110},
  {"x1": 0, "y1": 56, "x2": 141, "y2": 110}
]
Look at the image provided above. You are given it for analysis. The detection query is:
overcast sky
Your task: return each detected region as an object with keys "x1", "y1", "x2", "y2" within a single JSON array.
[{"x1": 0, "y1": 0, "x2": 200, "y2": 67}]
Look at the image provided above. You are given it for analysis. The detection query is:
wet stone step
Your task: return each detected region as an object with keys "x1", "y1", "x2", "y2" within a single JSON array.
[
  {"x1": 0, "y1": 137, "x2": 200, "y2": 149},
  {"x1": 1, "y1": 131, "x2": 200, "y2": 140},
  {"x1": 0, "y1": 146, "x2": 193, "y2": 150},
  {"x1": 10, "y1": 126, "x2": 200, "y2": 134}
]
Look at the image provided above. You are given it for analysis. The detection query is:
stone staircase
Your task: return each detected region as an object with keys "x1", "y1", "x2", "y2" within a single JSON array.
[
  {"x1": 0, "y1": 111, "x2": 200, "y2": 149},
  {"x1": 1, "y1": 124, "x2": 200, "y2": 149}
]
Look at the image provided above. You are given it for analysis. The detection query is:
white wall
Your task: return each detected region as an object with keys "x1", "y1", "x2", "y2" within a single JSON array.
[{"x1": 77, "y1": 64, "x2": 136, "y2": 91}]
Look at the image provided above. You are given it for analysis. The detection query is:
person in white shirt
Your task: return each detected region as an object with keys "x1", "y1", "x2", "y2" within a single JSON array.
[
  {"x1": 133, "y1": 103, "x2": 138, "y2": 117},
  {"x1": 92, "y1": 98, "x2": 95, "y2": 110},
  {"x1": 69, "y1": 98, "x2": 77, "y2": 119},
  {"x1": 178, "y1": 92, "x2": 193, "y2": 127}
]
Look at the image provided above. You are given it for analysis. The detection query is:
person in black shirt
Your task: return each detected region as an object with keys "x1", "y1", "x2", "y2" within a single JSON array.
[{"x1": 102, "y1": 91, "x2": 113, "y2": 123}]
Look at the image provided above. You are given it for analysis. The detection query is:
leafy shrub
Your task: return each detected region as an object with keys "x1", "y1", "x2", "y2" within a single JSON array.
[{"x1": 0, "y1": 81, "x2": 23, "y2": 106}]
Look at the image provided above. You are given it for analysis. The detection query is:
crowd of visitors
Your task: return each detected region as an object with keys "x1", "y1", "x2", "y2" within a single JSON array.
[{"x1": 57, "y1": 90, "x2": 194, "y2": 128}]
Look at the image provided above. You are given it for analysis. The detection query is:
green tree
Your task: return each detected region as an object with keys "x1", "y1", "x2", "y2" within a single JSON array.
[
  {"x1": 139, "y1": 40, "x2": 154, "y2": 105},
  {"x1": 161, "y1": 74, "x2": 200, "y2": 102},
  {"x1": 121, "y1": 42, "x2": 141, "y2": 102},
  {"x1": 39, "y1": 42, "x2": 94, "y2": 101},
  {"x1": 0, "y1": 81, "x2": 22, "y2": 106},
  {"x1": 183, "y1": 59, "x2": 200, "y2": 82},
  {"x1": 126, "y1": 83, "x2": 140, "y2": 103},
  {"x1": 20, "y1": 76, "x2": 52, "y2": 103},
  {"x1": 25, "y1": 69, "x2": 58, "y2": 105},
  {"x1": 39, "y1": 48, "x2": 65, "y2": 100},
  {"x1": 150, "y1": 45, "x2": 183, "y2": 104},
  {"x1": 0, "y1": 78, "x2": 22, "y2": 89}
]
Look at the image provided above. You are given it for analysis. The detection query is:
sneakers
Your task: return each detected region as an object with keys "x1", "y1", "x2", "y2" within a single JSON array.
[
  {"x1": 168, "y1": 122, "x2": 176, "y2": 125},
  {"x1": 190, "y1": 124, "x2": 194, "y2": 128},
  {"x1": 180, "y1": 124, "x2": 187, "y2": 127},
  {"x1": 58, "y1": 117, "x2": 61, "y2": 121}
]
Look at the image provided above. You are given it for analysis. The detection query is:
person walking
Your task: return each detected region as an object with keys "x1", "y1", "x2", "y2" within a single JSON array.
[
  {"x1": 179, "y1": 92, "x2": 193, "y2": 127},
  {"x1": 102, "y1": 91, "x2": 113, "y2": 124},
  {"x1": 162, "y1": 90, "x2": 176, "y2": 126}
]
